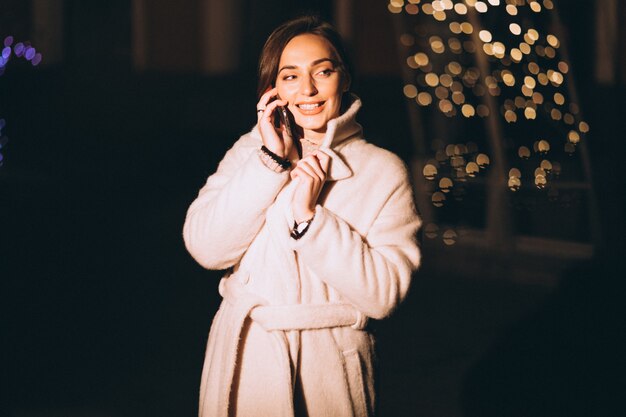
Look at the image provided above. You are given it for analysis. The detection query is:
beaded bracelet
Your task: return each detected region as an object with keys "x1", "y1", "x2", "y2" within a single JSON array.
[{"x1": 260, "y1": 146, "x2": 291, "y2": 170}]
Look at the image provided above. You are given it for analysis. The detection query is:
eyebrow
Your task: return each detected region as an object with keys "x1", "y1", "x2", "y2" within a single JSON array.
[{"x1": 278, "y1": 58, "x2": 338, "y2": 74}]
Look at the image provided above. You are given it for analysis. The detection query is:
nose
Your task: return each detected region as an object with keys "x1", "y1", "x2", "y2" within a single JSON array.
[{"x1": 300, "y1": 75, "x2": 318, "y2": 96}]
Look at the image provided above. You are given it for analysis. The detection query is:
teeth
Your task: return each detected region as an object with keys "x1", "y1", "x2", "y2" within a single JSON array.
[{"x1": 298, "y1": 103, "x2": 321, "y2": 110}]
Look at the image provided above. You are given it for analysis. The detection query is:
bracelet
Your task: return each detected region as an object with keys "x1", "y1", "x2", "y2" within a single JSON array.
[
  {"x1": 290, "y1": 213, "x2": 315, "y2": 240},
  {"x1": 260, "y1": 146, "x2": 291, "y2": 170},
  {"x1": 258, "y1": 149, "x2": 287, "y2": 173}
]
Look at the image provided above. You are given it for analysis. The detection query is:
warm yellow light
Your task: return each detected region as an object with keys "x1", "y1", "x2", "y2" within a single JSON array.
[
  {"x1": 423, "y1": 164, "x2": 437, "y2": 180},
  {"x1": 554, "y1": 92, "x2": 565, "y2": 105},
  {"x1": 538, "y1": 139, "x2": 550, "y2": 152},
  {"x1": 417, "y1": 92, "x2": 432, "y2": 106},
  {"x1": 447, "y1": 61, "x2": 462, "y2": 75},
  {"x1": 506, "y1": 4, "x2": 517, "y2": 15},
  {"x1": 439, "y1": 99, "x2": 453, "y2": 113},
  {"x1": 492, "y1": 42, "x2": 506, "y2": 57},
  {"x1": 520, "y1": 42, "x2": 531, "y2": 54},
  {"x1": 518, "y1": 146, "x2": 531, "y2": 159},
  {"x1": 430, "y1": 36, "x2": 446, "y2": 53},
  {"x1": 509, "y1": 23, "x2": 521, "y2": 35},
  {"x1": 524, "y1": 76, "x2": 536, "y2": 89},
  {"x1": 414, "y1": 52, "x2": 429, "y2": 66},
  {"x1": 461, "y1": 22, "x2": 473, "y2": 34},
  {"x1": 505, "y1": 110, "x2": 517, "y2": 123},
  {"x1": 403, "y1": 84, "x2": 418, "y2": 98},
  {"x1": 433, "y1": 10, "x2": 447, "y2": 21},
  {"x1": 462, "y1": 104, "x2": 476, "y2": 117},
  {"x1": 449, "y1": 21, "x2": 462, "y2": 34},
  {"x1": 502, "y1": 72, "x2": 515, "y2": 86},
  {"x1": 508, "y1": 176, "x2": 521, "y2": 191},
  {"x1": 454, "y1": 3, "x2": 468, "y2": 14},
  {"x1": 568, "y1": 130, "x2": 580, "y2": 143},
  {"x1": 524, "y1": 107, "x2": 537, "y2": 119},
  {"x1": 475, "y1": 2, "x2": 488, "y2": 13},
  {"x1": 435, "y1": 86, "x2": 449, "y2": 99},
  {"x1": 510, "y1": 48, "x2": 523, "y2": 62},
  {"x1": 388, "y1": 4, "x2": 403, "y2": 13},
  {"x1": 579, "y1": 121, "x2": 590, "y2": 133},
  {"x1": 509, "y1": 168, "x2": 522, "y2": 178},
  {"x1": 405, "y1": 4, "x2": 420, "y2": 14},
  {"x1": 479, "y1": 30, "x2": 492, "y2": 42},
  {"x1": 529, "y1": 1, "x2": 542, "y2": 12}
]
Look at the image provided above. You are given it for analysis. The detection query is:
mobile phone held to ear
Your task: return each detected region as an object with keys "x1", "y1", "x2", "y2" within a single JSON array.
[
  {"x1": 274, "y1": 106, "x2": 293, "y2": 137},
  {"x1": 274, "y1": 103, "x2": 301, "y2": 157}
]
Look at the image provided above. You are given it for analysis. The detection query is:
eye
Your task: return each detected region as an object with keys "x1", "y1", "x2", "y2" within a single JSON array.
[
  {"x1": 282, "y1": 74, "x2": 297, "y2": 81},
  {"x1": 317, "y1": 68, "x2": 335, "y2": 77}
]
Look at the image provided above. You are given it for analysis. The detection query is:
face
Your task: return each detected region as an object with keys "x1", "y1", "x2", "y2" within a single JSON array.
[{"x1": 276, "y1": 34, "x2": 346, "y2": 141}]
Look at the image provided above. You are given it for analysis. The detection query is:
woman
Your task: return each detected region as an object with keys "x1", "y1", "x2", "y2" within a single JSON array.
[{"x1": 183, "y1": 15, "x2": 421, "y2": 417}]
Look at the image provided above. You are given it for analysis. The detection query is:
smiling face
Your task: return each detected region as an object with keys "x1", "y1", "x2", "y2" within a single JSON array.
[{"x1": 276, "y1": 34, "x2": 346, "y2": 142}]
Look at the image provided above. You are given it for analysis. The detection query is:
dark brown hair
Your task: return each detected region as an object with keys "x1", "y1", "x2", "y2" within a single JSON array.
[{"x1": 257, "y1": 15, "x2": 353, "y2": 98}]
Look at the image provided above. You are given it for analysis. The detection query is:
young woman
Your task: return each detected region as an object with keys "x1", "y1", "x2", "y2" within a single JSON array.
[{"x1": 183, "y1": 15, "x2": 422, "y2": 417}]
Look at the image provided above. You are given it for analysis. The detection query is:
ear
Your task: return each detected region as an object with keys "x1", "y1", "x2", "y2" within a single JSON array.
[{"x1": 342, "y1": 75, "x2": 351, "y2": 93}]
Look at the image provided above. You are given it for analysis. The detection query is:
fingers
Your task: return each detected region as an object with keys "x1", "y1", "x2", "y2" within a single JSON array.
[
  {"x1": 257, "y1": 87, "x2": 277, "y2": 111},
  {"x1": 258, "y1": 97, "x2": 288, "y2": 123},
  {"x1": 313, "y1": 150, "x2": 331, "y2": 173}
]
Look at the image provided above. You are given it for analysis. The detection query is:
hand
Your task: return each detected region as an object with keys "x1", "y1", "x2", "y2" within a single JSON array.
[
  {"x1": 290, "y1": 150, "x2": 330, "y2": 223},
  {"x1": 257, "y1": 87, "x2": 293, "y2": 159}
]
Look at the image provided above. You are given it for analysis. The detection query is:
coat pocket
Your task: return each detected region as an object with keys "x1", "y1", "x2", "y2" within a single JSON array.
[{"x1": 342, "y1": 348, "x2": 370, "y2": 417}]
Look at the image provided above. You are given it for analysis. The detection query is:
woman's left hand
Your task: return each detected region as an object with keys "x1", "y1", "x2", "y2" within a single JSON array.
[{"x1": 290, "y1": 150, "x2": 331, "y2": 223}]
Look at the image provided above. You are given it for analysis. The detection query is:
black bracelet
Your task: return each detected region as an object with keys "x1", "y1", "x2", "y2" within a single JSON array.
[{"x1": 260, "y1": 146, "x2": 291, "y2": 170}]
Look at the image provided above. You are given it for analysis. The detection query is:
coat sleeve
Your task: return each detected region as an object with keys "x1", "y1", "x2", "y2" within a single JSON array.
[
  {"x1": 290, "y1": 162, "x2": 421, "y2": 320},
  {"x1": 183, "y1": 132, "x2": 290, "y2": 270}
]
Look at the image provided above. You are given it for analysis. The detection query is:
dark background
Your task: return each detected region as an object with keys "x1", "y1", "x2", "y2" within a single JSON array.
[{"x1": 1, "y1": 1, "x2": 625, "y2": 416}]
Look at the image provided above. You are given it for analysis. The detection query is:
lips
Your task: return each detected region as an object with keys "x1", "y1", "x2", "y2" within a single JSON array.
[{"x1": 295, "y1": 101, "x2": 325, "y2": 115}]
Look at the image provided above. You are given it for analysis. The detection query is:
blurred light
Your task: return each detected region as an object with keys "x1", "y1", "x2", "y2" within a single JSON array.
[
  {"x1": 509, "y1": 23, "x2": 521, "y2": 35},
  {"x1": 403, "y1": 84, "x2": 418, "y2": 98},
  {"x1": 3, "y1": 36, "x2": 13, "y2": 47},
  {"x1": 479, "y1": 30, "x2": 492, "y2": 42},
  {"x1": 417, "y1": 92, "x2": 432, "y2": 105},
  {"x1": 423, "y1": 163, "x2": 438, "y2": 180},
  {"x1": 476, "y1": 153, "x2": 490, "y2": 168},
  {"x1": 424, "y1": 223, "x2": 439, "y2": 239},
  {"x1": 454, "y1": 3, "x2": 468, "y2": 14},
  {"x1": 529, "y1": 1, "x2": 542, "y2": 12},
  {"x1": 400, "y1": 34, "x2": 415, "y2": 46},
  {"x1": 537, "y1": 139, "x2": 550, "y2": 153},
  {"x1": 432, "y1": 191, "x2": 446, "y2": 207},
  {"x1": 462, "y1": 104, "x2": 475, "y2": 117},
  {"x1": 14, "y1": 42, "x2": 25, "y2": 57},
  {"x1": 535, "y1": 174, "x2": 547, "y2": 189},
  {"x1": 439, "y1": 177, "x2": 453, "y2": 192},
  {"x1": 474, "y1": 2, "x2": 488, "y2": 13},
  {"x1": 24, "y1": 47, "x2": 36, "y2": 61},
  {"x1": 406, "y1": 4, "x2": 420, "y2": 14},
  {"x1": 568, "y1": 130, "x2": 580, "y2": 144},
  {"x1": 442, "y1": 229, "x2": 458, "y2": 245},
  {"x1": 579, "y1": 121, "x2": 590, "y2": 133},
  {"x1": 508, "y1": 176, "x2": 521, "y2": 191},
  {"x1": 506, "y1": 4, "x2": 517, "y2": 15}
]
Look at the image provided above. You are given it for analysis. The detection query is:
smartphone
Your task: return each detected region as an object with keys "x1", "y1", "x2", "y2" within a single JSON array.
[{"x1": 275, "y1": 105, "x2": 301, "y2": 157}]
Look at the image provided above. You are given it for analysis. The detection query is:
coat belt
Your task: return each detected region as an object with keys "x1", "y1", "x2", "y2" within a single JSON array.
[{"x1": 219, "y1": 276, "x2": 369, "y2": 331}]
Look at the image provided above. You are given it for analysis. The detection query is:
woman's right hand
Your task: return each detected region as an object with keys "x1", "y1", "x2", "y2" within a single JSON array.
[{"x1": 257, "y1": 87, "x2": 293, "y2": 159}]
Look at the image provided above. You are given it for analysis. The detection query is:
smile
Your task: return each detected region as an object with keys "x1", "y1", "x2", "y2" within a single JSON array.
[{"x1": 296, "y1": 101, "x2": 325, "y2": 115}]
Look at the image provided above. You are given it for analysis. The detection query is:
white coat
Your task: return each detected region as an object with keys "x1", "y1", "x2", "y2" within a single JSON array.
[{"x1": 183, "y1": 97, "x2": 422, "y2": 417}]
